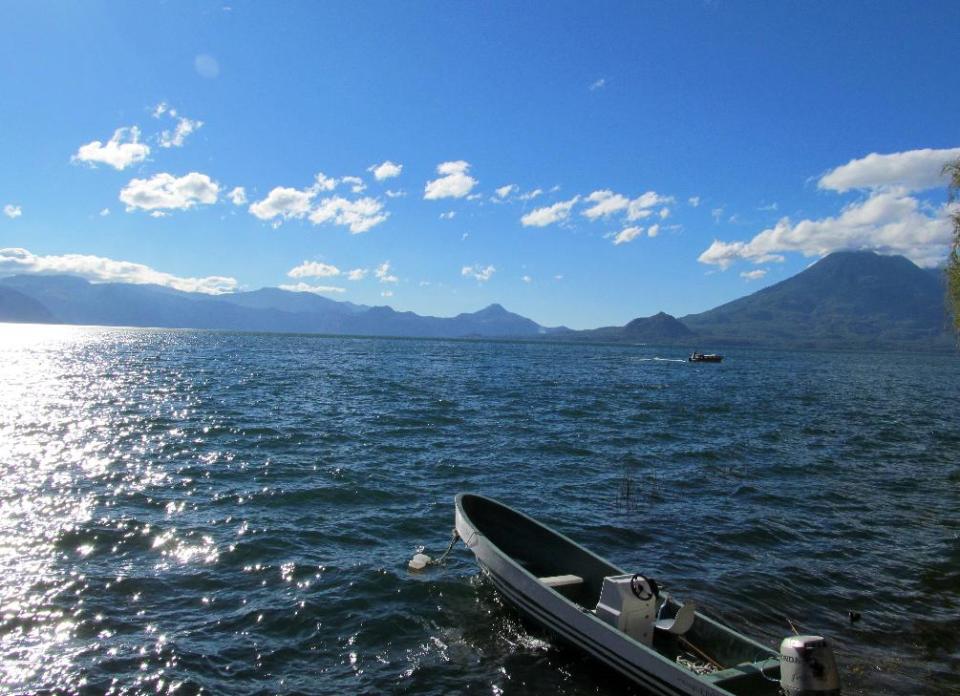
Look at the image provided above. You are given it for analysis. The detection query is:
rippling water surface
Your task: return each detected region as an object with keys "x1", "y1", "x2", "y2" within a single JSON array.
[{"x1": 1, "y1": 325, "x2": 958, "y2": 695}]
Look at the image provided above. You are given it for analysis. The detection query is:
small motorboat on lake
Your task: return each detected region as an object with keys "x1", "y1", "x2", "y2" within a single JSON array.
[
  {"x1": 453, "y1": 493, "x2": 840, "y2": 696},
  {"x1": 689, "y1": 352, "x2": 723, "y2": 362}
]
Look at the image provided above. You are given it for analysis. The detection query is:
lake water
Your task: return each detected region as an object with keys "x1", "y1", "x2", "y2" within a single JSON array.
[{"x1": 1, "y1": 324, "x2": 958, "y2": 695}]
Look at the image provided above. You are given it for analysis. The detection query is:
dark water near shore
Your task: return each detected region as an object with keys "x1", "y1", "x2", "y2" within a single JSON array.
[{"x1": 1, "y1": 325, "x2": 958, "y2": 695}]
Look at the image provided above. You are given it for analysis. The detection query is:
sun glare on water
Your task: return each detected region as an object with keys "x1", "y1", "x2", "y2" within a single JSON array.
[{"x1": 0, "y1": 324, "x2": 214, "y2": 691}]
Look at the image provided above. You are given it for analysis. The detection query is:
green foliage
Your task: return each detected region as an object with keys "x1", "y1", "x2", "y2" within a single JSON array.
[{"x1": 945, "y1": 159, "x2": 960, "y2": 334}]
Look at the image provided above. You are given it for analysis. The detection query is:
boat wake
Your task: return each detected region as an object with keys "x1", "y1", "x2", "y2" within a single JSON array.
[{"x1": 636, "y1": 357, "x2": 687, "y2": 363}]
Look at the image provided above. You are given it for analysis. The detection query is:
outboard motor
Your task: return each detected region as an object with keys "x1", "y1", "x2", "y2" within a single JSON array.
[{"x1": 779, "y1": 635, "x2": 841, "y2": 696}]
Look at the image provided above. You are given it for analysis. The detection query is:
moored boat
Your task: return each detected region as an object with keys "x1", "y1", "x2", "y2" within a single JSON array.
[
  {"x1": 689, "y1": 352, "x2": 723, "y2": 362},
  {"x1": 454, "y1": 493, "x2": 840, "y2": 696}
]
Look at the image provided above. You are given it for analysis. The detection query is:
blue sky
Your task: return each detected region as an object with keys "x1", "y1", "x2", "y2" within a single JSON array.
[{"x1": 1, "y1": 1, "x2": 958, "y2": 328}]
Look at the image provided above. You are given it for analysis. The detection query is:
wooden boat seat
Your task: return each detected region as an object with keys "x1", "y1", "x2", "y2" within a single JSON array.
[{"x1": 539, "y1": 574, "x2": 583, "y2": 588}]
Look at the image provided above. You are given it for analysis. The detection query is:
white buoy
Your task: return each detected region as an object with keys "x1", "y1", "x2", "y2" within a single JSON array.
[{"x1": 408, "y1": 553, "x2": 432, "y2": 571}]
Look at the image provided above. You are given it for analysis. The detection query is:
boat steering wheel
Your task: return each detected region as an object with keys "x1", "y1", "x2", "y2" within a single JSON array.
[{"x1": 630, "y1": 574, "x2": 659, "y2": 601}]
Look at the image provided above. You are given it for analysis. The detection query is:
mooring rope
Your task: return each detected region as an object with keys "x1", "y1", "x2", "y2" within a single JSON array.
[
  {"x1": 408, "y1": 528, "x2": 460, "y2": 571},
  {"x1": 430, "y1": 528, "x2": 460, "y2": 565}
]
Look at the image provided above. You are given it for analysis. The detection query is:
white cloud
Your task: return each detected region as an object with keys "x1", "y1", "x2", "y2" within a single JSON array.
[
  {"x1": 99, "y1": 208, "x2": 110, "y2": 217},
  {"x1": 521, "y1": 196, "x2": 580, "y2": 227},
  {"x1": 688, "y1": 196, "x2": 701, "y2": 207},
  {"x1": 73, "y1": 126, "x2": 150, "y2": 171},
  {"x1": 758, "y1": 202, "x2": 778, "y2": 212},
  {"x1": 375, "y1": 261, "x2": 398, "y2": 283},
  {"x1": 495, "y1": 184, "x2": 517, "y2": 199},
  {"x1": 589, "y1": 78, "x2": 606, "y2": 91},
  {"x1": 582, "y1": 190, "x2": 630, "y2": 219},
  {"x1": 522, "y1": 274, "x2": 532, "y2": 283},
  {"x1": 518, "y1": 188, "x2": 543, "y2": 201},
  {"x1": 711, "y1": 207, "x2": 725, "y2": 222},
  {"x1": 309, "y1": 196, "x2": 388, "y2": 233},
  {"x1": 369, "y1": 160, "x2": 403, "y2": 181},
  {"x1": 613, "y1": 226, "x2": 644, "y2": 245},
  {"x1": 4, "y1": 204, "x2": 22, "y2": 219},
  {"x1": 158, "y1": 113, "x2": 203, "y2": 148},
  {"x1": 740, "y1": 269, "x2": 767, "y2": 281},
  {"x1": 438, "y1": 161, "x2": 466, "y2": 175},
  {"x1": 440, "y1": 211, "x2": 456, "y2": 220},
  {"x1": 381, "y1": 290, "x2": 393, "y2": 298},
  {"x1": 346, "y1": 268, "x2": 368, "y2": 281},
  {"x1": 120, "y1": 172, "x2": 219, "y2": 212},
  {"x1": 647, "y1": 224, "x2": 660, "y2": 238},
  {"x1": 228, "y1": 186, "x2": 247, "y2": 205},
  {"x1": 697, "y1": 148, "x2": 960, "y2": 269},
  {"x1": 385, "y1": 189, "x2": 406, "y2": 198},
  {"x1": 658, "y1": 208, "x2": 670, "y2": 219},
  {"x1": 424, "y1": 160, "x2": 477, "y2": 200},
  {"x1": 461, "y1": 264, "x2": 496, "y2": 282},
  {"x1": 581, "y1": 189, "x2": 674, "y2": 222},
  {"x1": 627, "y1": 191, "x2": 673, "y2": 221},
  {"x1": 0, "y1": 246, "x2": 236, "y2": 294},
  {"x1": 818, "y1": 147, "x2": 960, "y2": 193},
  {"x1": 150, "y1": 210, "x2": 168, "y2": 218},
  {"x1": 312, "y1": 172, "x2": 338, "y2": 192},
  {"x1": 249, "y1": 185, "x2": 314, "y2": 221},
  {"x1": 341, "y1": 176, "x2": 366, "y2": 193},
  {"x1": 278, "y1": 282, "x2": 345, "y2": 294},
  {"x1": 287, "y1": 261, "x2": 341, "y2": 278},
  {"x1": 698, "y1": 191, "x2": 953, "y2": 269},
  {"x1": 249, "y1": 173, "x2": 388, "y2": 233}
]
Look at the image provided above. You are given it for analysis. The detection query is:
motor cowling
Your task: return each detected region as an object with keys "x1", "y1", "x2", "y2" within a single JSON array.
[{"x1": 779, "y1": 635, "x2": 841, "y2": 696}]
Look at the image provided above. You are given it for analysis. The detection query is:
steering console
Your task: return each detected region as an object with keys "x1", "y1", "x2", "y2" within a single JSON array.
[{"x1": 630, "y1": 574, "x2": 660, "y2": 601}]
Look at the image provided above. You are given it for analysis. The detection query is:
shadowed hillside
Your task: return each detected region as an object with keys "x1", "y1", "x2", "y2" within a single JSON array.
[
  {"x1": 0, "y1": 286, "x2": 53, "y2": 323},
  {"x1": 564, "y1": 311, "x2": 694, "y2": 343},
  {"x1": 681, "y1": 251, "x2": 951, "y2": 350}
]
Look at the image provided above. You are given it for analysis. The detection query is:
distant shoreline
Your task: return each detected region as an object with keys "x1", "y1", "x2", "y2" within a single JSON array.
[{"x1": 3, "y1": 319, "x2": 954, "y2": 355}]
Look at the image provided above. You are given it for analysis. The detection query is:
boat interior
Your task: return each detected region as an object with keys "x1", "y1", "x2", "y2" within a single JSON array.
[{"x1": 461, "y1": 495, "x2": 782, "y2": 694}]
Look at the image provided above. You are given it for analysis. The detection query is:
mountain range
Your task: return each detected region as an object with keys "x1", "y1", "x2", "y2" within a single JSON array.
[
  {"x1": 572, "y1": 251, "x2": 952, "y2": 350},
  {"x1": 0, "y1": 273, "x2": 565, "y2": 339},
  {"x1": 0, "y1": 251, "x2": 954, "y2": 351}
]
